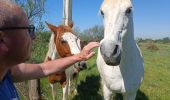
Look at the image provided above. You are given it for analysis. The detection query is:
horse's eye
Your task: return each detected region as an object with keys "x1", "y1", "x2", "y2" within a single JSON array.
[
  {"x1": 126, "y1": 7, "x2": 132, "y2": 14},
  {"x1": 61, "y1": 38, "x2": 67, "y2": 43},
  {"x1": 100, "y1": 10, "x2": 104, "y2": 16}
]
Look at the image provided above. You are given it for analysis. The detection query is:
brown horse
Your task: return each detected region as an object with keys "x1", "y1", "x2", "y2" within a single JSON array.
[{"x1": 45, "y1": 22, "x2": 87, "y2": 100}]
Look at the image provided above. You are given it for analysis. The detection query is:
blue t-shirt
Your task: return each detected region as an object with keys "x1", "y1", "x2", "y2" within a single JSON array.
[{"x1": 0, "y1": 72, "x2": 20, "y2": 100}]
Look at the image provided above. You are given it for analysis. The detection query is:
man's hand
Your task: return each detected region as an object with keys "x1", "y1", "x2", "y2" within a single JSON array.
[{"x1": 76, "y1": 42, "x2": 100, "y2": 61}]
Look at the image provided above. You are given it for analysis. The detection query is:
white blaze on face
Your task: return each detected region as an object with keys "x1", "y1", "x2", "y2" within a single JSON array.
[
  {"x1": 101, "y1": 0, "x2": 133, "y2": 42},
  {"x1": 62, "y1": 32, "x2": 81, "y2": 55}
]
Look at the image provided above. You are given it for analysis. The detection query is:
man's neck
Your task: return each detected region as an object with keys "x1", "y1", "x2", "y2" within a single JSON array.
[{"x1": 0, "y1": 65, "x2": 9, "y2": 81}]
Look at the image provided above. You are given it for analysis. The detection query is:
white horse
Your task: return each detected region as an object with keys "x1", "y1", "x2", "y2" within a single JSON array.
[{"x1": 97, "y1": 0, "x2": 144, "y2": 100}]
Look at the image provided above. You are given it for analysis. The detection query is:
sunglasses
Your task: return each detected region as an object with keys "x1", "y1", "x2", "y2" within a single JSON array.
[{"x1": 0, "y1": 25, "x2": 36, "y2": 39}]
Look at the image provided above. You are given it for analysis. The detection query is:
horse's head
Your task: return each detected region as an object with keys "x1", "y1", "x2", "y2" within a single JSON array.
[
  {"x1": 99, "y1": 0, "x2": 133, "y2": 66},
  {"x1": 46, "y1": 22, "x2": 87, "y2": 70}
]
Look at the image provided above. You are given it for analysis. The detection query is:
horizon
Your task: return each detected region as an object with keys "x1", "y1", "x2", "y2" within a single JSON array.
[{"x1": 43, "y1": 0, "x2": 170, "y2": 39}]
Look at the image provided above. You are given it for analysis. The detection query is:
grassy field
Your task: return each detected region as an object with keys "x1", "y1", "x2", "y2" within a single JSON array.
[
  {"x1": 137, "y1": 42, "x2": 170, "y2": 100},
  {"x1": 16, "y1": 33, "x2": 170, "y2": 100}
]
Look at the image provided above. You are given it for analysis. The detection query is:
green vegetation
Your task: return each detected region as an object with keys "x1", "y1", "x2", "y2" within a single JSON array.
[
  {"x1": 16, "y1": 32, "x2": 170, "y2": 100},
  {"x1": 138, "y1": 42, "x2": 170, "y2": 100}
]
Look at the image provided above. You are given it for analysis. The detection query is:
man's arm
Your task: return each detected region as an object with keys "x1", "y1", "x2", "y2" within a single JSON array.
[
  {"x1": 11, "y1": 55, "x2": 80, "y2": 82},
  {"x1": 11, "y1": 42, "x2": 99, "y2": 82}
]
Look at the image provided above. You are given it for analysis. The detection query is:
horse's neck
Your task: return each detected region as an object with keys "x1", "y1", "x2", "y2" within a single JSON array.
[
  {"x1": 46, "y1": 34, "x2": 59, "y2": 60},
  {"x1": 119, "y1": 29, "x2": 144, "y2": 85},
  {"x1": 120, "y1": 28, "x2": 141, "y2": 70},
  {"x1": 122, "y1": 29, "x2": 136, "y2": 54}
]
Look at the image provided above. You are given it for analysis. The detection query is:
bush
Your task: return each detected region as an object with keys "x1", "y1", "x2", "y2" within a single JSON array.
[
  {"x1": 146, "y1": 43, "x2": 159, "y2": 51},
  {"x1": 28, "y1": 31, "x2": 51, "y2": 63}
]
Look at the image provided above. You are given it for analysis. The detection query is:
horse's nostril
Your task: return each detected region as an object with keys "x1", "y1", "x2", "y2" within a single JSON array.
[
  {"x1": 113, "y1": 45, "x2": 119, "y2": 55},
  {"x1": 82, "y1": 63, "x2": 87, "y2": 69},
  {"x1": 79, "y1": 62, "x2": 87, "y2": 70},
  {"x1": 78, "y1": 62, "x2": 80, "y2": 66}
]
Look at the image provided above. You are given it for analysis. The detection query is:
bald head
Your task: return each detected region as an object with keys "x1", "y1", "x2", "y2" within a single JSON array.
[
  {"x1": 0, "y1": 0, "x2": 32, "y2": 67},
  {"x1": 0, "y1": 0, "x2": 28, "y2": 28}
]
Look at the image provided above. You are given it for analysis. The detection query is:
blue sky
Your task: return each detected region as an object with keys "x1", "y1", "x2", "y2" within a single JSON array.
[{"x1": 44, "y1": 0, "x2": 170, "y2": 39}]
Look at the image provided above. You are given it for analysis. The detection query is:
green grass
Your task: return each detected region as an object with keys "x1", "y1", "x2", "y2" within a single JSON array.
[
  {"x1": 16, "y1": 33, "x2": 170, "y2": 100},
  {"x1": 138, "y1": 43, "x2": 170, "y2": 100}
]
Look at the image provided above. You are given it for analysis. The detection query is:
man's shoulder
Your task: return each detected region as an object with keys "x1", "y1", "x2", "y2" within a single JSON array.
[{"x1": 0, "y1": 71, "x2": 20, "y2": 100}]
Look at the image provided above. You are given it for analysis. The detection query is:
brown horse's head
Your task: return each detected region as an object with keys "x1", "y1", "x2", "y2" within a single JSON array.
[{"x1": 46, "y1": 22, "x2": 87, "y2": 70}]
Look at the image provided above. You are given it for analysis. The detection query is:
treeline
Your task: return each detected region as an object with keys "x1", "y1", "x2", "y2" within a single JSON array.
[
  {"x1": 35, "y1": 24, "x2": 170, "y2": 45},
  {"x1": 73, "y1": 25, "x2": 104, "y2": 42},
  {"x1": 137, "y1": 37, "x2": 170, "y2": 43}
]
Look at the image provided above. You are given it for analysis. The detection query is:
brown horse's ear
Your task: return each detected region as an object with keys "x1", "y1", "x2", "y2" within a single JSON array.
[
  {"x1": 45, "y1": 21, "x2": 58, "y2": 33},
  {"x1": 68, "y1": 21, "x2": 74, "y2": 28}
]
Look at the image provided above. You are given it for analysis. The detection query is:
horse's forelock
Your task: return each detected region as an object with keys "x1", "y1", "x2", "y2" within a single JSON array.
[{"x1": 57, "y1": 25, "x2": 73, "y2": 36}]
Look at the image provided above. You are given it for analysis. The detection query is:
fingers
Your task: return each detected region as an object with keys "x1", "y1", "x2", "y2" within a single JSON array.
[
  {"x1": 87, "y1": 42, "x2": 100, "y2": 48},
  {"x1": 83, "y1": 42, "x2": 100, "y2": 51},
  {"x1": 86, "y1": 51, "x2": 96, "y2": 59},
  {"x1": 76, "y1": 42, "x2": 100, "y2": 61}
]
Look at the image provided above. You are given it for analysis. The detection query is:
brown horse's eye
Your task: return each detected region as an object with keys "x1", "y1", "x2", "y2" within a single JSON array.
[{"x1": 61, "y1": 38, "x2": 67, "y2": 44}]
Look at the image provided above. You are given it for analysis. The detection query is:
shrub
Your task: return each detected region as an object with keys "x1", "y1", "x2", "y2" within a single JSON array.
[{"x1": 146, "y1": 43, "x2": 159, "y2": 51}]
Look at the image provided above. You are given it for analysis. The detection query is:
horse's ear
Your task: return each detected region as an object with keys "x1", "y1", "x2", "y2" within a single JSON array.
[
  {"x1": 68, "y1": 21, "x2": 74, "y2": 28},
  {"x1": 45, "y1": 21, "x2": 58, "y2": 33}
]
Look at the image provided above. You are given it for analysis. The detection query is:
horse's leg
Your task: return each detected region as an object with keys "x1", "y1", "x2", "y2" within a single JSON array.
[
  {"x1": 102, "y1": 81, "x2": 112, "y2": 100},
  {"x1": 68, "y1": 76, "x2": 71, "y2": 94},
  {"x1": 67, "y1": 67, "x2": 74, "y2": 95},
  {"x1": 62, "y1": 83, "x2": 68, "y2": 100},
  {"x1": 73, "y1": 74, "x2": 78, "y2": 95},
  {"x1": 123, "y1": 92, "x2": 136, "y2": 100},
  {"x1": 67, "y1": 73, "x2": 78, "y2": 96},
  {"x1": 50, "y1": 84, "x2": 57, "y2": 100},
  {"x1": 62, "y1": 73, "x2": 69, "y2": 100}
]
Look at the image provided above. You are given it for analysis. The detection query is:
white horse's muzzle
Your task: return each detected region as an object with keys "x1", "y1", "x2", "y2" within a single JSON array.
[{"x1": 100, "y1": 40, "x2": 121, "y2": 66}]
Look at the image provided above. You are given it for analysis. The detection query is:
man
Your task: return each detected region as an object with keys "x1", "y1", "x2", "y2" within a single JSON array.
[{"x1": 0, "y1": 0, "x2": 100, "y2": 99}]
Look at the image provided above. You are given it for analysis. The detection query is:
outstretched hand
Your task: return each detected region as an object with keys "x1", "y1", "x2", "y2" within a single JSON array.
[{"x1": 76, "y1": 42, "x2": 100, "y2": 61}]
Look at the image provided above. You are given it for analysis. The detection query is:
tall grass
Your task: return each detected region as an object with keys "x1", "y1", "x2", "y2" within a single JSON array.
[{"x1": 138, "y1": 43, "x2": 170, "y2": 100}]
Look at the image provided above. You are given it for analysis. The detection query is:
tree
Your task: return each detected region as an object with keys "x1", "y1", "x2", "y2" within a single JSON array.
[
  {"x1": 15, "y1": 0, "x2": 46, "y2": 31},
  {"x1": 162, "y1": 37, "x2": 170, "y2": 43},
  {"x1": 82, "y1": 25, "x2": 104, "y2": 42},
  {"x1": 136, "y1": 38, "x2": 144, "y2": 43},
  {"x1": 73, "y1": 26, "x2": 82, "y2": 36}
]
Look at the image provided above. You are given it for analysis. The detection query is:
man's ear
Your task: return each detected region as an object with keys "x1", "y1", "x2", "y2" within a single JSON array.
[
  {"x1": 0, "y1": 32, "x2": 3, "y2": 37},
  {"x1": 0, "y1": 32, "x2": 8, "y2": 53},
  {"x1": 45, "y1": 21, "x2": 58, "y2": 33}
]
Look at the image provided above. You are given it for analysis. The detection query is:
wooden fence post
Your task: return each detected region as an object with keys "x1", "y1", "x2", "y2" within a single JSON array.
[{"x1": 28, "y1": 79, "x2": 41, "y2": 100}]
